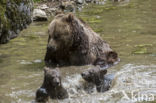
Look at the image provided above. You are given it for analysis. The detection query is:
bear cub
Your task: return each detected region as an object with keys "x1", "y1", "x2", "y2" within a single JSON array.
[
  {"x1": 35, "y1": 67, "x2": 68, "y2": 102},
  {"x1": 81, "y1": 66, "x2": 114, "y2": 92}
]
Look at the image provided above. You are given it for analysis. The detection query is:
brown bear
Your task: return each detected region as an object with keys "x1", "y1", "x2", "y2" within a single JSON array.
[
  {"x1": 45, "y1": 13, "x2": 119, "y2": 67},
  {"x1": 81, "y1": 66, "x2": 114, "y2": 92},
  {"x1": 35, "y1": 67, "x2": 68, "y2": 102}
]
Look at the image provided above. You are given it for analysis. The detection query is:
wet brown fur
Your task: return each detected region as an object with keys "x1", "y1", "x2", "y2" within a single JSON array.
[
  {"x1": 40, "y1": 67, "x2": 68, "y2": 99},
  {"x1": 45, "y1": 13, "x2": 119, "y2": 67}
]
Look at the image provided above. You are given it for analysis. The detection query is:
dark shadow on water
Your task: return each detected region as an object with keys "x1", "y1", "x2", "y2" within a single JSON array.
[
  {"x1": 0, "y1": 71, "x2": 11, "y2": 85},
  {"x1": 0, "y1": 59, "x2": 3, "y2": 63}
]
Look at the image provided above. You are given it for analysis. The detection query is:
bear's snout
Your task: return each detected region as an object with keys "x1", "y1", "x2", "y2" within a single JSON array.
[
  {"x1": 53, "y1": 78, "x2": 61, "y2": 86},
  {"x1": 47, "y1": 45, "x2": 57, "y2": 52}
]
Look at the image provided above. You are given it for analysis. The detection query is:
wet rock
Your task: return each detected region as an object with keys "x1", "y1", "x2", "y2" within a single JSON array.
[
  {"x1": 34, "y1": 0, "x2": 104, "y2": 18},
  {"x1": 20, "y1": 60, "x2": 32, "y2": 65},
  {"x1": 37, "y1": 4, "x2": 55, "y2": 16},
  {"x1": 113, "y1": 0, "x2": 130, "y2": 2},
  {"x1": 37, "y1": 4, "x2": 49, "y2": 10},
  {"x1": 0, "y1": 0, "x2": 33, "y2": 44},
  {"x1": 47, "y1": 8, "x2": 57, "y2": 16},
  {"x1": 33, "y1": 9, "x2": 48, "y2": 21},
  {"x1": 61, "y1": 1, "x2": 75, "y2": 12},
  {"x1": 85, "y1": 0, "x2": 93, "y2": 3},
  {"x1": 45, "y1": 7, "x2": 56, "y2": 16},
  {"x1": 35, "y1": 3, "x2": 57, "y2": 16},
  {"x1": 96, "y1": 1, "x2": 106, "y2": 5},
  {"x1": 76, "y1": 0, "x2": 85, "y2": 4},
  {"x1": 33, "y1": 59, "x2": 42, "y2": 63}
]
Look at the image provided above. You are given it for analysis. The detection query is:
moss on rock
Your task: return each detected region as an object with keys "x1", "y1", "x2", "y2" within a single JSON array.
[{"x1": 0, "y1": 0, "x2": 33, "y2": 44}]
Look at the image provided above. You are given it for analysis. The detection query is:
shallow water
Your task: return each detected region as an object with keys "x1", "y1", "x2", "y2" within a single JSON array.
[{"x1": 0, "y1": 0, "x2": 156, "y2": 103}]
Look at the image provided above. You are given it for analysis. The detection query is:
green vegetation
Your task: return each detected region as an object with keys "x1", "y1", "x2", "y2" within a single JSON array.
[
  {"x1": 33, "y1": 0, "x2": 43, "y2": 3},
  {"x1": 0, "y1": 0, "x2": 9, "y2": 29},
  {"x1": 0, "y1": 0, "x2": 33, "y2": 43},
  {"x1": 80, "y1": 16, "x2": 101, "y2": 23},
  {"x1": 132, "y1": 44, "x2": 153, "y2": 54}
]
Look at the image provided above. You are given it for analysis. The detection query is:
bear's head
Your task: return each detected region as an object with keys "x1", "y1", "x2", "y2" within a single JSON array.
[
  {"x1": 81, "y1": 67, "x2": 107, "y2": 85},
  {"x1": 47, "y1": 13, "x2": 89, "y2": 53},
  {"x1": 106, "y1": 51, "x2": 118, "y2": 64},
  {"x1": 44, "y1": 67, "x2": 61, "y2": 87}
]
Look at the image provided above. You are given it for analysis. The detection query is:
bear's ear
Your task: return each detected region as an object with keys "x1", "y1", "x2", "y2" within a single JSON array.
[
  {"x1": 66, "y1": 13, "x2": 74, "y2": 22},
  {"x1": 100, "y1": 69, "x2": 107, "y2": 76},
  {"x1": 44, "y1": 67, "x2": 49, "y2": 73},
  {"x1": 107, "y1": 51, "x2": 118, "y2": 64}
]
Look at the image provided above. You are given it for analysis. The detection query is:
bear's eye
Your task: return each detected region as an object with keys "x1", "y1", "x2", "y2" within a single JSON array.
[
  {"x1": 49, "y1": 76, "x2": 53, "y2": 79},
  {"x1": 53, "y1": 35, "x2": 59, "y2": 40}
]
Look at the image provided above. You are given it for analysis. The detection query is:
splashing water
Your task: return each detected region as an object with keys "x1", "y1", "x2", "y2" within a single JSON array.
[
  {"x1": 48, "y1": 64, "x2": 156, "y2": 103},
  {"x1": 0, "y1": 0, "x2": 156, "y2": 102}
]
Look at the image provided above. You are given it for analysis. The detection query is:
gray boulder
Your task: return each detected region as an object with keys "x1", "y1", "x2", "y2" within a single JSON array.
[
  {"x1": 85, "y1": 0, "x2": 93, "y2": 3},
  {"x1": 33, "y1": 9, "x2": 48, "y2": 21},
  {"x1": 76, "y1": 0, "x2": 85, "y2": 4},
  {"x1": 60, "y1": 1, "x2": 75, "y2": 12},
  {"x1": 37, "y1": 4, "x2": 49, "y2": 10}
]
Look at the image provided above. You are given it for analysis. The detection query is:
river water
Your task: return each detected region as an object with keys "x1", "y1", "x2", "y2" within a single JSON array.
[{"x1": 0, "y1": 0, "x2": 156, "y2": 103}]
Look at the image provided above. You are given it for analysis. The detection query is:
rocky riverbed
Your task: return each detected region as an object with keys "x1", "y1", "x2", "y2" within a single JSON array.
[{"x1": 0, "y1": 0, "x2": 129, "y2": 44}]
